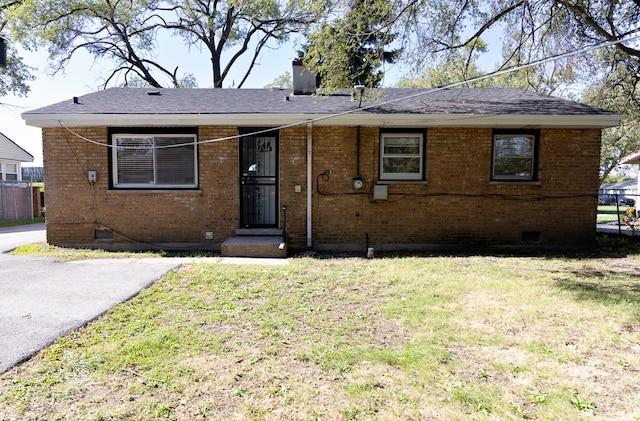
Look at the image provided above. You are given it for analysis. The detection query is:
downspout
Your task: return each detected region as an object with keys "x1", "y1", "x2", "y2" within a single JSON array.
[{"x1": 307, "y1": 121, "x2": 313, "y2": 248}]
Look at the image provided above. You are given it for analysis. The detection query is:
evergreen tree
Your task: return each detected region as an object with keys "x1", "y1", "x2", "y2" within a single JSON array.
[{"x1": 303, "y1": 0, "x2": 401, "y2": 90}]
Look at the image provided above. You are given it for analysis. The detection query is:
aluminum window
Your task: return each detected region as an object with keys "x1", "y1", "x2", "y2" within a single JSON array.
[
  {"x1": 380, "y1": 132, "x2": 424, "y2": 181},
  {"x1": 112, "y1": 134, "x2": 197, "y2": 188},
  {"x1": 492, "y1": 133, "x2": 536, "y2": 181}
]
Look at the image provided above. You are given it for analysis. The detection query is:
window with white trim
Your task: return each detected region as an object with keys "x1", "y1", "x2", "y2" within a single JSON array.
[
  {"x1": 492, "y1": 133, "x2": 536, "y2": 181},
  {"x1": 379, "y1": 132, "x2": 424, "y2": 181},
  {"x1": 112, "y1": 133, "x2": 198, "y2": 188},
  {"x1": 2, "y1": 162, "x2": 18, "y2": 181}
]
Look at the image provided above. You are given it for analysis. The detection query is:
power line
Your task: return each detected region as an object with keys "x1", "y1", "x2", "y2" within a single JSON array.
[{"x1": 58, "y1": 30, "x2": 640, "y2": 149}]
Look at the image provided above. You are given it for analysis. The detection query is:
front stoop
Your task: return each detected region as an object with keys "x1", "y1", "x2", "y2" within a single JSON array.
[{"x1": 221, "y1": 236, "x2": 287, "y2": 258}]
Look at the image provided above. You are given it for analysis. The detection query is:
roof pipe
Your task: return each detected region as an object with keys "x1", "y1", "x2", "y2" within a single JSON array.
[{"x1": 306, "y1": 121, "x2": 313, "y2": 248}]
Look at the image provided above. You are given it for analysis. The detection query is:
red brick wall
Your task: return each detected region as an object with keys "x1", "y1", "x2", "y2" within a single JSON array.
[
  {"x1": 310, "y1": 126, "x2": 601, "y2": 250},
  {"x1": 279, "y1": 126, "x2": 309, "y2": 246},
  {"x1": 43, "y1": 126, "x2": 240, "y2": 248},
  {"x1": 41, "y1": 124, "x2": 601, "y2": 250}
]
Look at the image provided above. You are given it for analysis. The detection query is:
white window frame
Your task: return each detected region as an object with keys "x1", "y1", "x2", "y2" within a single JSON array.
[
  {"x1": 1, "y1": 161, "x2": 19, "y2": 181},
  {"x1": 379, "y1": 132, "x2": 425, "y2": 181},
  {"x1": 492, "y1": 133, "x2": 536, "y2": 181},
  {"x1": 112, "y1": 133, "x2": 198, "y2": 189}
]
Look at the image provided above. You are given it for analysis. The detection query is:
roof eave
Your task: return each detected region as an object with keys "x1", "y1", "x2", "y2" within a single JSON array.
[
  {"x1": 22, "y1": 112, "x2": 625, "y2": 129},
  {"x1": 0, "y1": 132, "x2": 35, "y2": 162},
  {"x1": 621, "y1": 150, "x2": 640, "y2": 165}
]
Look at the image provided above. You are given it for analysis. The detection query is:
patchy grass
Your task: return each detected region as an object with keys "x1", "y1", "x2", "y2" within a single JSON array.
[
  {"x1": 1, "y1": 256, "x2": 639, "y2": 420},
  {"x1": 9, "y1": 242, "x2": 163, "y2": 261},
  {"x1": 10, "y1": 242, "x2": 219, "y2": 261}
]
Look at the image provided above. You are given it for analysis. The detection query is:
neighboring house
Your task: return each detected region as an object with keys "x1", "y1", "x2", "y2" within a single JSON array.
[
  {"x1": 22, "y1": 69, "x2": 623, "y2": 255},
  {"x1": 0, "y1": 132, "x2": 36, "y2": 220},
  {"x1": 620, "y1": 151, "x2": 640, "y2": 206},
  {"x1": 599, "y1": 179, "x2": 637, "y2": 205},
  {"x1": 0, "y1": 132, "x2": 33, "y2": 181}
]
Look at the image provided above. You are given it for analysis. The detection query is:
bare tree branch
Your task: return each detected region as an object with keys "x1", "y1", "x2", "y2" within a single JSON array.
[
  {"x1": 556, "y1": 0, "x2": 640, "y2": 58},
  {"x1": 435, "y1": 1, "x2": 525, "y2": 52}
]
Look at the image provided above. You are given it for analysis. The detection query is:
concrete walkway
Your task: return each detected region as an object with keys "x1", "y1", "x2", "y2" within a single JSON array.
[
  {"x1": 0, "y1": 224, "x2": 287, "y2": 374},
  {"x1": 596, "y1": 222, "x2": 640, "y2": 236}
]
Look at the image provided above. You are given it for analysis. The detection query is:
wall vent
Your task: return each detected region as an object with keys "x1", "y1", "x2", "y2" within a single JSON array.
[
  {"x1": 521, "y1": 231, "x2": 541, "y2": 244},
  {"x1": 95, "y1": 230, "x2": 114, "y2": 241}
]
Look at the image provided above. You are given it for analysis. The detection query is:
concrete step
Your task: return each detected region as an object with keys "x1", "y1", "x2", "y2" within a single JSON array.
[
  {"x1": 221, "y1": 236, "x2": 287, "y2": 258},
  {"x1": 236, "y1": 228, "x2": 283, "y2": 236}
]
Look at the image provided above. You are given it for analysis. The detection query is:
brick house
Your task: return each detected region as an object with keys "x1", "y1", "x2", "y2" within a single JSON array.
[{"x1": 22, "y1": 78, "x2": 623, "y2": 255}]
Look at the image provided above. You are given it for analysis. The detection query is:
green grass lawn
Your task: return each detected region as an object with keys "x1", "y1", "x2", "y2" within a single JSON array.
[
  {"x1": 1, "y1": 254, "x2": 639, "y2": 420},
  {"x1": 597, "y1": 205, "x2": 631, "y2": 224},
  {"x1": 0, "y1": 216, "x2": 45, "y2": 229}
]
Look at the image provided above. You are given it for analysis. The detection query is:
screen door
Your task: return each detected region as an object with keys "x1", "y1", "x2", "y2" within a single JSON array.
[{"x1": 240, "y1": 132, "x2": 278, "y2": 228}]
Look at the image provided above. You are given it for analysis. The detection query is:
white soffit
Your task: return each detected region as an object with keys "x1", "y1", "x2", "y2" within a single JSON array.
[{"x1": 23, "y1": 112, "x2": 625, "y2": 129}]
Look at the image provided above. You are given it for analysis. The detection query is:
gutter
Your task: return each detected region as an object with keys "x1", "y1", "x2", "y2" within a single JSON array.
[
  {"x1": 306, "y1": 122, "x2": 313, "y2": 248},
  {"x1": 22, "y1": 113, "x2": 626, "y2": 130}
]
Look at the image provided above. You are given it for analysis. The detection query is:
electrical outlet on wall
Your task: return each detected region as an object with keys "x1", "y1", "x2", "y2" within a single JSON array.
[{"x1": 205, "y1": 232, "x2": 214, "y2": 240}]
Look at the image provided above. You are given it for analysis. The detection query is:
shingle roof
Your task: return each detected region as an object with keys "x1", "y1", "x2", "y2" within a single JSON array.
[
  {"x1": 23, "y1": 86, "x2": 616, "y2": 116},
  {"x1": 601, "y1": 179, "x2": 637, "y2": 190},
  {"x1": 22, "y1": 87, "x2": 624, "y2": 129}
]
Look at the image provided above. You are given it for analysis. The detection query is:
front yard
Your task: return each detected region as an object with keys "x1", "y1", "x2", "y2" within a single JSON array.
[
  {"x1": 597, "y1": 205, "x2": 631, "y2": 224},
  {"x1": 1, "y1": 254, "x2": 639, "y2": 420}
]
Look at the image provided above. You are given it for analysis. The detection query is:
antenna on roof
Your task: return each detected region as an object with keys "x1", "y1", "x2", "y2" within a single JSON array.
[{"x1": 353, "y1": 85, "x2": 366, "y2": 108}]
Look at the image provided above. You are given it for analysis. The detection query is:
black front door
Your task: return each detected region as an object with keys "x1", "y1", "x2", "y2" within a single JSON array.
[{"x1": 240, "y1": 131, "x2": 278, "y2": 228}]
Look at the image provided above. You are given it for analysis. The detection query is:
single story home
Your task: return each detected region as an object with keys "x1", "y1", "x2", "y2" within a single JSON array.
[{"x1": 22, "y1": 67, "x2": 624, "y2": 255}]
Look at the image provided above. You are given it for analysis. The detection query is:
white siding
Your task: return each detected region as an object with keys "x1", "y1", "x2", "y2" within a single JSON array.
[{"x1": 0, "y1": 132, "x2": 34, "y2": 162}]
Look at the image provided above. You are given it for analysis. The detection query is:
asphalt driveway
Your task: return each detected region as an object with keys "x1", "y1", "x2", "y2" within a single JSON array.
[
  {"x1": 0, "y1": 224, "x2": 183, "y2": 374},
  {"x1": 0, "y1": 223, "x2": 46, "y2": 253},
  {"x1": 0, "y1": 224, "x2": 287, "y2": 374}
]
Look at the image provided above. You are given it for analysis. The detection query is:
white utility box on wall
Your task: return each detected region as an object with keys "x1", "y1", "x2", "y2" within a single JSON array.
[{"x1": 373, "y1": 184, "x2": 388, "y2": 200}]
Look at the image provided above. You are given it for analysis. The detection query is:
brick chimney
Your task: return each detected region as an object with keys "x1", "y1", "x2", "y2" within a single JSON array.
[{"x1": 292, "y1": 60, "x2": 316, "y2": 95}]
